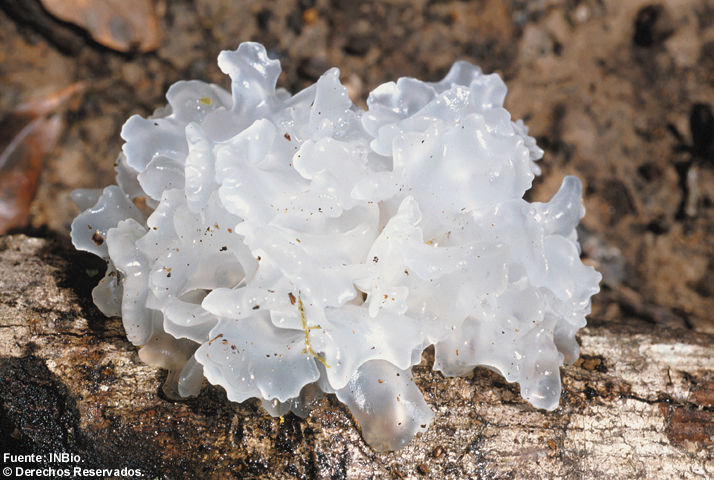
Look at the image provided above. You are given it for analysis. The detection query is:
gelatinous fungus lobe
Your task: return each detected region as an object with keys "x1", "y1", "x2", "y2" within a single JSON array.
[{"x1": 72, "y1": 43, "x2": 600, "y2": 451}]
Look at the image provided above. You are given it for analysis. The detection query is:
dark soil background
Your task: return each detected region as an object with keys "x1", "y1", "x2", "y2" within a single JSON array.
[{"x1": 1, "y1": 1, "x2": 712, "y2": 342}]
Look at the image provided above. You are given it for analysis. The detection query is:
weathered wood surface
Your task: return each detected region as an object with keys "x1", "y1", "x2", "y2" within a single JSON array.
[{"x1": 0, "y1": 234, "x2": 711, "y2": 479}]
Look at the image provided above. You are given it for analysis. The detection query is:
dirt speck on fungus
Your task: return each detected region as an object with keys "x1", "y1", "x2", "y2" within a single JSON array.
[{"x1": 91, "y1": 230, "x2": 104, "y2": 246}]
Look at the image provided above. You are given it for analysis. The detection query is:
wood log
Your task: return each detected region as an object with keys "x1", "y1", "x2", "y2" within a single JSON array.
[{"x1": 0, "y1": 234, "x2": 711, "y2": 479}]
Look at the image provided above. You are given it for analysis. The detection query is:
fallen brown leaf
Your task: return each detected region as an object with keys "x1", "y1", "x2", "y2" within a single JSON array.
[
  {"x1": 40, "y1": 0, "x2": 161, "y2": 52},
  {"x1": 0, "y1": 82, "x2": 85, "y2": 234}
]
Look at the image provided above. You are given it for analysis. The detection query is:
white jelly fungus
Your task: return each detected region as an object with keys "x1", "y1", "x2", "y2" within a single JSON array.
[{"x1": 71, "y1": 42, "x2": 601, "y2": 452}]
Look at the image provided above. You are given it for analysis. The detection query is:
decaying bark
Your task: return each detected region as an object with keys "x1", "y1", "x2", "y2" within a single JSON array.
[{"x1": 0, "y1": 234, "x2": 712, "y2": 479}]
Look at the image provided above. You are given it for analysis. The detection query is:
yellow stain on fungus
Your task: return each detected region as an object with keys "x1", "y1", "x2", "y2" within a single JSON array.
[
  {"x1": 298, "y1": 294, "x2": 330, "y2": 368},
  {"x1": 199, "y1": 96, "x2": 213, "y2": 105}
]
